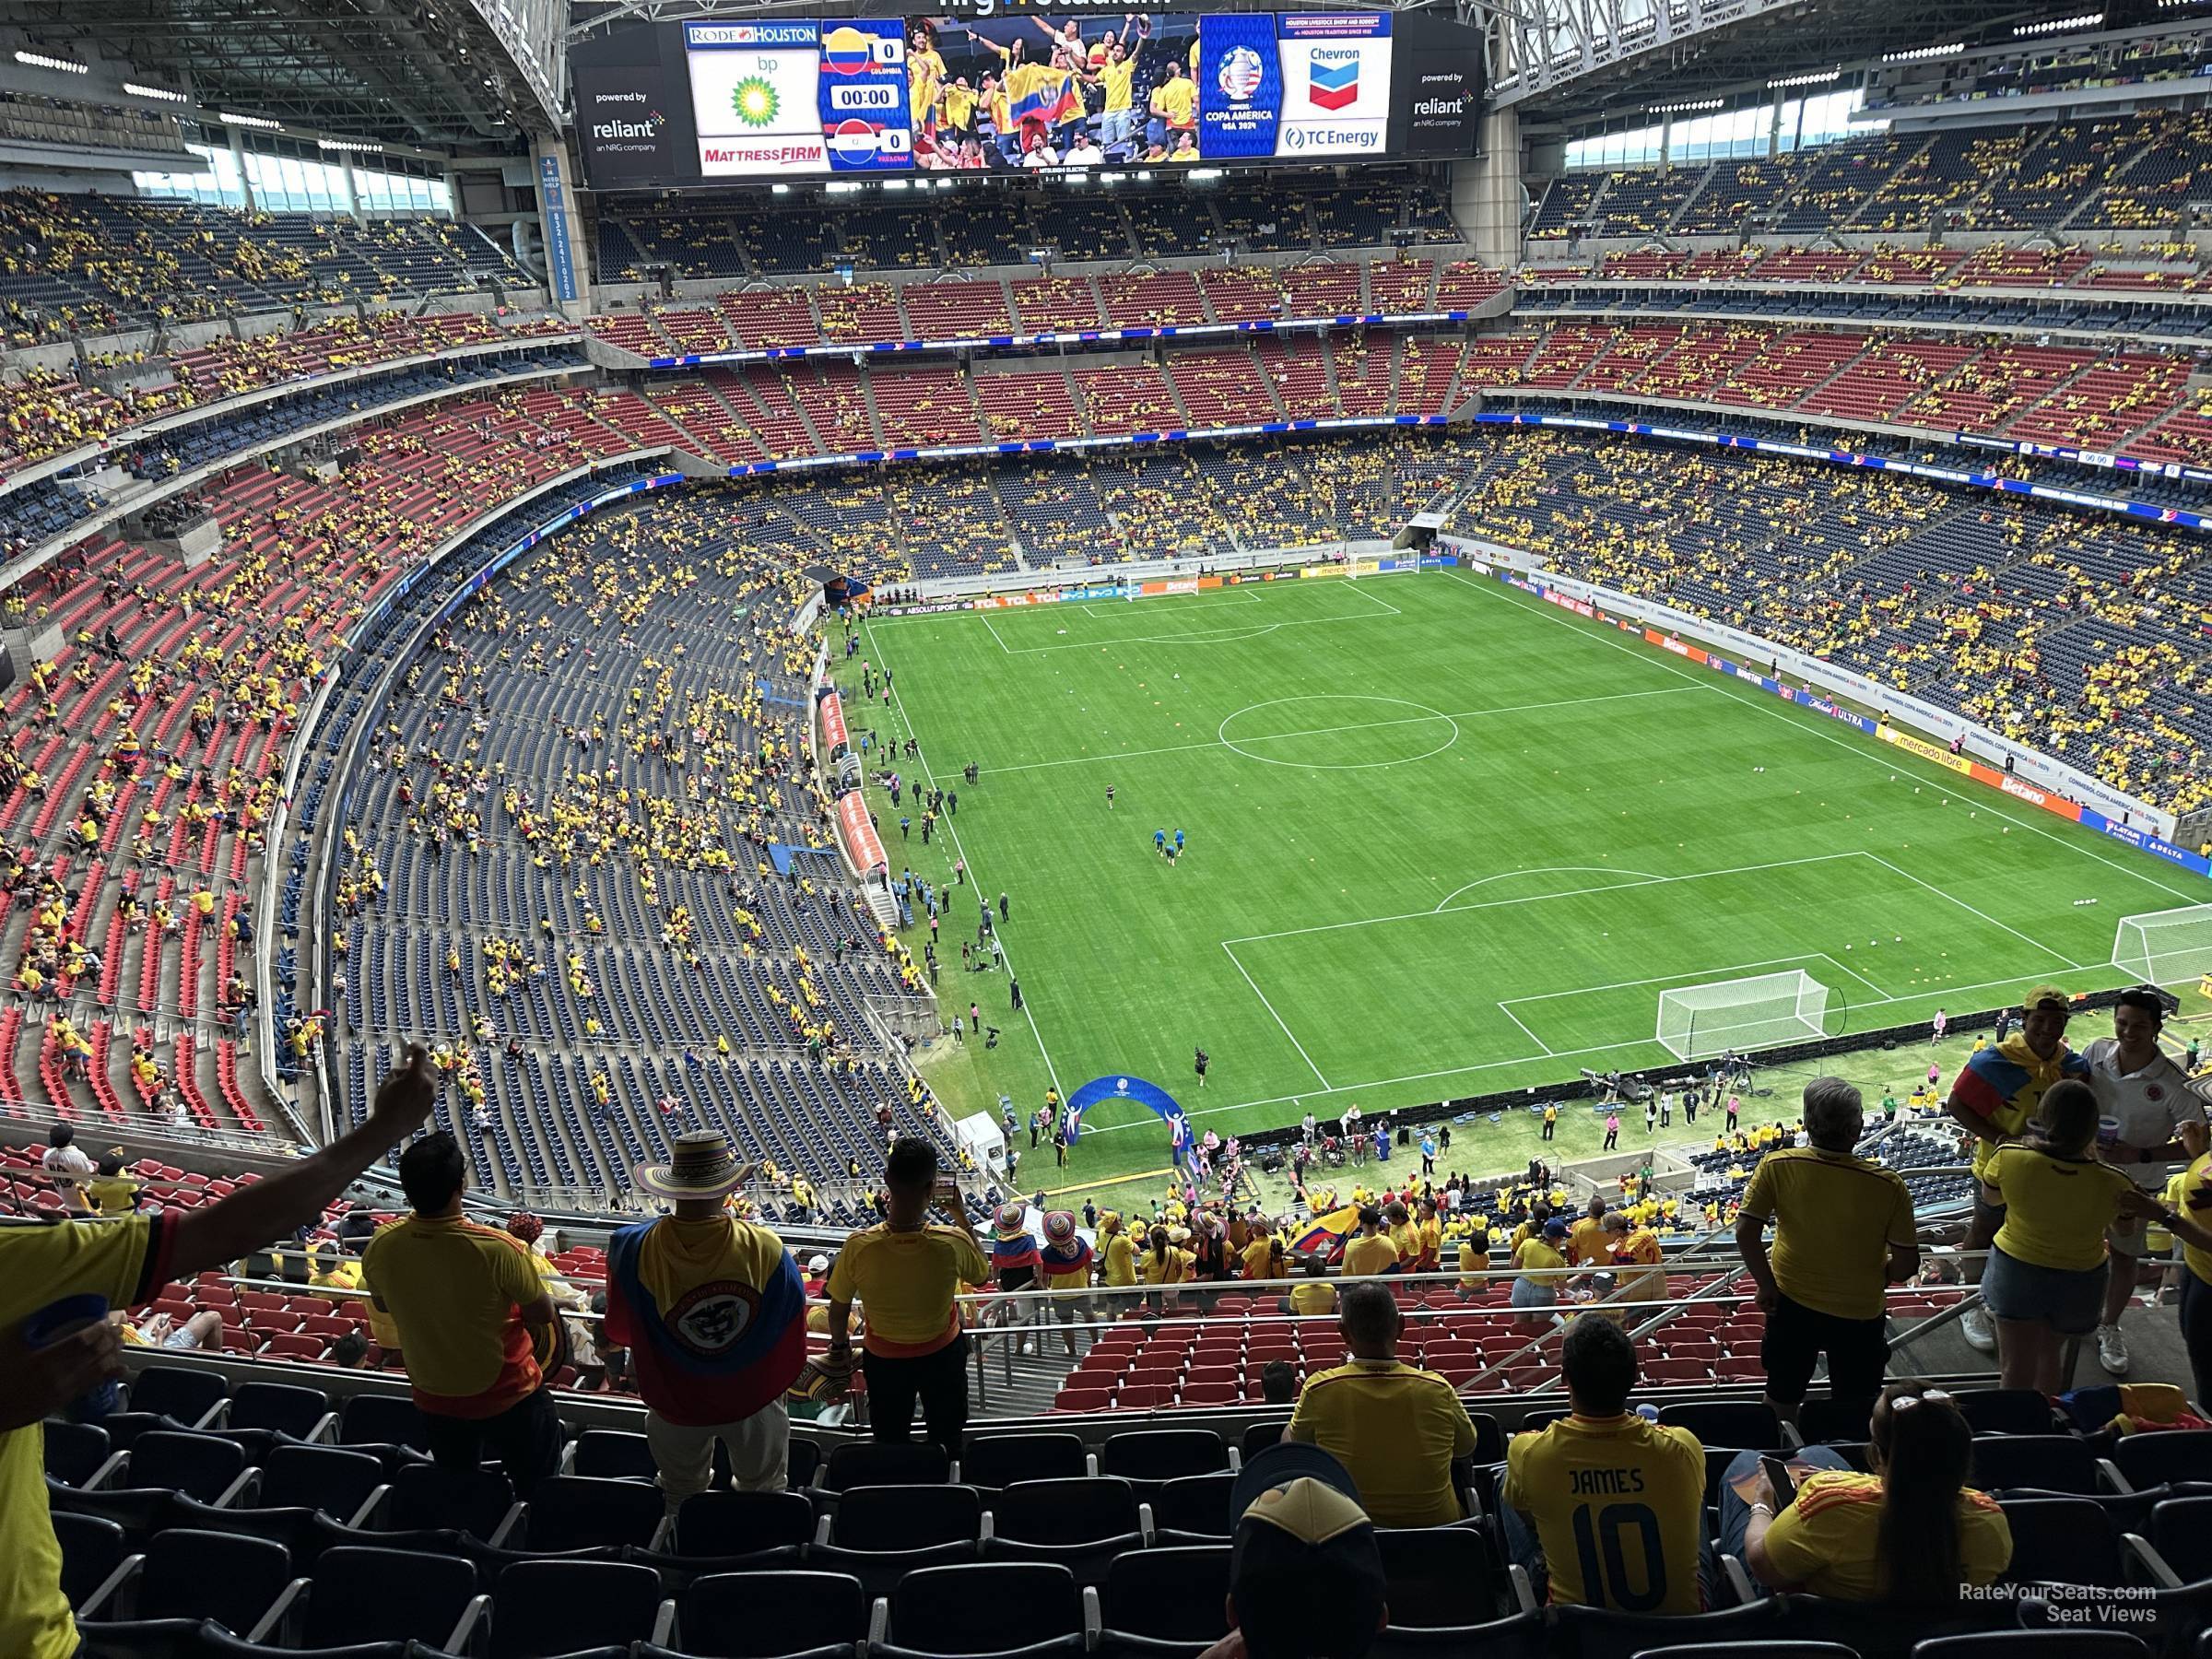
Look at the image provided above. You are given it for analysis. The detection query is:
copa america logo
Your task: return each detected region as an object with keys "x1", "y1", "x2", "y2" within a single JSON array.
[{"x1": 1216, "y1": 44, "x2": 1265, "y2": 101}]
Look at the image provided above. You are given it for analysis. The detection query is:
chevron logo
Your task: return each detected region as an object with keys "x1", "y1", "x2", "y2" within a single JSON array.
[{"x1": 1309, "y1": 56, "x2": 1359, "y2": 110}]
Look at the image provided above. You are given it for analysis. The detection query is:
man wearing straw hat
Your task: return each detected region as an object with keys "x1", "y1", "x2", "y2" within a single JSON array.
[
  {"x1": 1039, "y1": 1210, "x2": 1095, "y2": 1359},
  {"x1": 604, "y1": 1130, "x2": 808, "y2": 1505}
]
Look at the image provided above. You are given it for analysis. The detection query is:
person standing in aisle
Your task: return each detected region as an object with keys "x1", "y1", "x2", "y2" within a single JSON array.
[
  {"x1": 2083, "y1": 988, "x2": 2205, "y2": 1374},
  {"x1": 824, "y1": 1139, "x2": 990, "y2": 1453},
  {"x1": 604, "y1": 1132, "x2": 807, "y2": 1507}
]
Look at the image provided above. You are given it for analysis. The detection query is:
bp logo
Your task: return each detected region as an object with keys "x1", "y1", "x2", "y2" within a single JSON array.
[
  {"x1": 1216, "y1": 44, "x2": 1265, "y2": 102},
  {"x1": 732, "y1": 76, "x2": 780, "y2": 127}
]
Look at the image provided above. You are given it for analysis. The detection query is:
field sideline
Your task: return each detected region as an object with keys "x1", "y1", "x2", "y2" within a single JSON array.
[{"x1": 836, "y1": 567, "x2": 2200, "y2": 1193}]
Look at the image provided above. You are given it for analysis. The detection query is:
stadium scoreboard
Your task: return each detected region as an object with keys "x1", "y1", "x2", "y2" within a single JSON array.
[{"x1": 572, "y1": 11, "x2": 1482, "y2": 186}]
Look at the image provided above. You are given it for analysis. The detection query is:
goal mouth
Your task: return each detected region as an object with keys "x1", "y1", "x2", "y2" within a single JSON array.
[
  {"x1": 2112, "y1": 905, "x2": 2212, "y2": 989},
  {"x1": 1656, "y1": 970, "x2": 1831, "y2": 1063}
]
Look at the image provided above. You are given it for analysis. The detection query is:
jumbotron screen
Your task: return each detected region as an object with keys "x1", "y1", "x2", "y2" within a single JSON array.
[{"x1": 571, "y1": 13, "x2": 1481, "y2": 185}]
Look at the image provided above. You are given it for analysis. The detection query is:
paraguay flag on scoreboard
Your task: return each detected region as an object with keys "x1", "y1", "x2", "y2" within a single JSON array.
[{"x1": 817, "y1": 20, "x2": 913, "y2": 172}]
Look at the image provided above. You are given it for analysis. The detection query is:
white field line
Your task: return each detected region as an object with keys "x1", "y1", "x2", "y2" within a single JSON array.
[
  {"x1": 858, "y1": 613, "x2": 1066, "y2": 1099},
  {"x1": 1082, "y1": 963, "x2": 2131, "y2": 1135},
  {"x1": 985, "y1": 686, "x2": 1700, "y2": 778},
  {"x1": 1860, "y1": 853, "x2": 2086, "y2": 971},
  {"x1": 1497, "y1": 1003, "x2": 1557, "y2": 1055},
  {"x1": 1224, "y1": 852, "x2": 1866, "y2": 947},
  {"x1": 1221, "y1": 941, "x2": 1332, "y2": 1090},
  {"x1": 1447, "y1": 567, "x2": 2204, "y2": 907}
]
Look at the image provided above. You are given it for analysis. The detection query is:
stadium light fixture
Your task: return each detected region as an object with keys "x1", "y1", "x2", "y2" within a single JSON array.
[
  {"x1": 1881, "y1": 41, "x2": 1964, "y2": 61},
  {"x1": 1765, "y1": 67, "x2": 1841, "y2": 88},
  {"x1": 219, "y1": 111, "x2": 283, "y2": 130},
  {"x1": 882, "y1": 178, "x2": 910, "y2": 190},
  {"x1": 1187, "y1": 168, "x2": 1224, "y2": 182},
  {"x1": 317, "y1": 137, "x2": 384, "y2": 155},
  {"x1": 15, "y1": 49, "x2": 88, "y2": 74},
  {"x1": 124, "y1": 81, "x2": 189, "y2": 103},
  {"x1": 1647, "y1": 96, "x2": 1722, "y2": 113},
  {"x1": 771, "y1": 182, "x2": 791, "y2": 194},
  {"x1": 2012, "y1": 9, "x2": 2102, "y2": 32}
]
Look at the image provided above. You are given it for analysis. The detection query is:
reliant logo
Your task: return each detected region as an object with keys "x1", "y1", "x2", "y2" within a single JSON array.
[
  {"x1": 593, "y1": 119, "x2": 662, "y2": 140},
  {"x1": 1414, "y1": 96, "x2": 1465, "y2": 116}
]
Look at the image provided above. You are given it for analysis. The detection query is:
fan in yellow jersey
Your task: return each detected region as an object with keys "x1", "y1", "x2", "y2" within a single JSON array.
[
  {"x1": 0, "y1": 1047, "x2": 434, "y2": 1659},
  {"x1": 1726, "y1": 1383, "x2": 2010, "y2": 1600},
  {"x1": 1501, "y1": 1316, "x2": 1707, "y2": 1613},
  {"x1": 1979, "y1": 1078, "x2": 2159, "y2": 1395}
]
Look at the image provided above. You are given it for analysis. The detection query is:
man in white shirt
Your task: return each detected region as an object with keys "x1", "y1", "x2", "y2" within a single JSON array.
[
  {"x1": 2087, "y1": 987, "x2": 2206, "y2": 1373},
  {"x1": 1063, "y1": 134, "x2": 1103, "y2": 165},
  {"x1": 41, "y1": 1122, "x2": 95, "y2": 1213}
]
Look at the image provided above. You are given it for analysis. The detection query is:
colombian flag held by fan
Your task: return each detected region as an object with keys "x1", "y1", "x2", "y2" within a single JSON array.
[
  {"x1": 1288, "y1": 1203, "x2": 1362, "y2": 1264},
  {"x1": 1006, "y1": 57, "x2": 1080, "y2": 140}
]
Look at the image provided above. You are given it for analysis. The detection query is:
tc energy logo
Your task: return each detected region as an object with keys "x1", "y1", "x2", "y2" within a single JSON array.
[{"x1": 1308, "y1": 49, "x2": 1359, "y2": 111}]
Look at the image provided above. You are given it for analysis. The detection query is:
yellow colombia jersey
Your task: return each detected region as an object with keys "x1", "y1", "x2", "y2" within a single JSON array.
[
  {"x1": 2169, "y1": 1152, "x2": 2212, "y2": 1287},
  {"x1": 1983, "y1": 1145, "x2": 2136, "y2": 1272},
  {"x1": 1502, "y1": 1413, "x2": 1705, "y2": 1614},
  {"x1": 1763, "y1": 1470, "x2": 2011, "y2": 1599}
]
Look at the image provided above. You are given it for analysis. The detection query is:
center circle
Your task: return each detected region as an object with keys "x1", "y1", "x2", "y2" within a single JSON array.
[{"x1": 1217, "y1": 695, "x2": 1461, "y2": 771}]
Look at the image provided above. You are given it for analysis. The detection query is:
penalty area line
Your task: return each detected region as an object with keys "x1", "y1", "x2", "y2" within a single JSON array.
[{"x1": 1220, "y1": 941, "x2": 1332, "y2": 1092}]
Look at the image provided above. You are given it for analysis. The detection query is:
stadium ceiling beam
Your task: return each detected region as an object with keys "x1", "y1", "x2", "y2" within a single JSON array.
[
  {"x1": 1485, "y1": 0, "x2": 2053, "y2": 115},
  {"x1": 565, "y1": 0, "x2": 1423, "y2": 44},
  {"x1": 0, "y1": 0, "x2": 548, "y2": 146}
]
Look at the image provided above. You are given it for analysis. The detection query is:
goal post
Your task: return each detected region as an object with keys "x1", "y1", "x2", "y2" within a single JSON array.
[
  {"x1": 2112, "y1": 905, "x2": 2212, "y2": 985},
  {"x1": 1656, "y1": 970, "x2": 1831, "y2": 1062}
]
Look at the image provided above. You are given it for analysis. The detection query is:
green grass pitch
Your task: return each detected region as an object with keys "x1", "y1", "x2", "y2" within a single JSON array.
[{"x1": 843, "y1": 566, "x2": 2196, "y2": 1194}]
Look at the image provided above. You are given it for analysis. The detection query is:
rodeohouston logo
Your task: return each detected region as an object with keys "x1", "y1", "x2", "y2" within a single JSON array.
[{"x1": 1063, "y1": 1075, "x2": 1194, "y2": 1163}]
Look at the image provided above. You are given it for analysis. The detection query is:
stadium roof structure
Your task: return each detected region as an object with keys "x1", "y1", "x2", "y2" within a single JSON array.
[
  {"x1": 0, "y1": 0, "x2": 564, "y2": 148},
  {"x1": 1494, "y1": 0, "x2": 2103, "y2": 116}
]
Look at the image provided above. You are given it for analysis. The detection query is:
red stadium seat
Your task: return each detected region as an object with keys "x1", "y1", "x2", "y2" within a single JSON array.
[
  {"x1": 1053, "y1": 1388, "x2": 1112, "y2": 1413},
  {"x1": 261, "y1": 1334, "x2": 326, "y2": 1361},
  {"x1": 1117, "y1": 1383, "x2": 1175, "y2": 1409},
  {"x1": 1643, "y1": 1359, "x2": 1714, "y2": 1384}
]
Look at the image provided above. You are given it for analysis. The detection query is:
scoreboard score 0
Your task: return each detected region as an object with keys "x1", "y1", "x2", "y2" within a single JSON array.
[{"x1": 571, "y1": 11, "x2": 1481, "y2": 187}]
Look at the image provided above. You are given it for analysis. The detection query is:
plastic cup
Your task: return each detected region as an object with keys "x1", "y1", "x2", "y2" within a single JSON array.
[
  {"x1": 2098, "y1": 1117, "x2": 2123, "y2": 1149},
  {"x1": 24, "y1": 1291, "x2": 117, "y2": 1419}
]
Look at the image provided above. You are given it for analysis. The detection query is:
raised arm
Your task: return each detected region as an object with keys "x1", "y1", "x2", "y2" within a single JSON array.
[{"x1": 170, "y1": 1047, "x2": 435, "y2": 1277}]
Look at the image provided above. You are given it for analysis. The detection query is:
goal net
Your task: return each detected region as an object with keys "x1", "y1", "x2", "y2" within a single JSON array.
[
  {"x1": 2112, "y1": 905, "x2": 2212, "y2": 985},
  {"x1": 1656, "y1": 970, "x2": 1830, "y2": 1062}
]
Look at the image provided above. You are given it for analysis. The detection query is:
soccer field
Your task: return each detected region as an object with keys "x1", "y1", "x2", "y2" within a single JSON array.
[{"x1": 848, "y1": 566, "x2": 2197, "y2": 1189}]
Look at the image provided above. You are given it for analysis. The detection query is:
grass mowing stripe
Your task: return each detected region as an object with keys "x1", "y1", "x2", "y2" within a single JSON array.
[
  {"x1": 1447, "y1": 566, "x2": 2203, "y2": 909},
  {"x1": 859, "y1": 610, "x2": 1067, "y2": 1102},
  {"x1": 842, "y1": 571, "x2": 2172, "y2": 1192}
]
